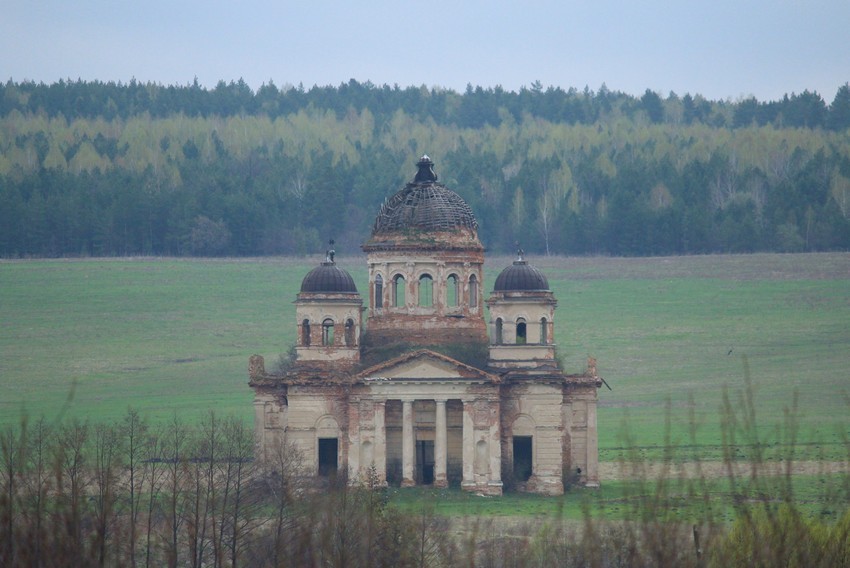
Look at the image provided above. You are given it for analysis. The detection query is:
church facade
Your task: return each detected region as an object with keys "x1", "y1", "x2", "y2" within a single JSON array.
[{"x1": 249, "y1": 156, "x2": 602, "y2": 495}]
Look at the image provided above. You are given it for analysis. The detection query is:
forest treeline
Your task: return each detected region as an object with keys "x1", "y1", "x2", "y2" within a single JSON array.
[{"x1": 1, "y1": 79, "x2": 849, "y2": 257}]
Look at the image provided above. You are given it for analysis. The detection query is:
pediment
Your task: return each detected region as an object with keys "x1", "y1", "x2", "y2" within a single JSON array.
[{"x1": 356, "y1": 349, "x2": 497, "y2": 383}]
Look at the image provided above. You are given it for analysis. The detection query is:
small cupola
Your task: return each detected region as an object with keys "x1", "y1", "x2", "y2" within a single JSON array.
[
  {"x1": 493, "y1": 248, "x2": 549, "y2": 292},
  {"x1": 300, "y1": 243, "x2": 358, "y2": 293},
  {"x1": 295, "y1": 241, "x2": 362, "y2": 368},
  {"x1": 486, "y1": 247, "x2": 558, "y2": 371}
]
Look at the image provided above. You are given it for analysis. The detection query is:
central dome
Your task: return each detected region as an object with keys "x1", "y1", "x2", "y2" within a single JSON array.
[{"x1": 371, "y1": 155, "x2": 478, "y2": 235}]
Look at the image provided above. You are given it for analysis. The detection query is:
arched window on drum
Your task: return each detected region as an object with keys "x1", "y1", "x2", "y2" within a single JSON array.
[
  {"x1": 516, "y1": 318, "x2": 527, "y2": 345},
  {"x1": 468, "y1": 274, "x2": 478, "y2": 308},
  {"x1": 302, "y1": 319, "x2": 311, "y2": 346},
  {"x1": 322, "y1": 318, "x2": 335, "y2": 346},
  {"x1": 418, "y1": 274, "x2": 433, "y2": 307},
  {"x1": 345, "y1": 318, "x2": 355, "y2": 346},
  {"x1": 447, "y1": 274, "x2": 459, "y2": 307},
  {"x1": 393, "y1": 275, "x2": 406, "y2": 308}
]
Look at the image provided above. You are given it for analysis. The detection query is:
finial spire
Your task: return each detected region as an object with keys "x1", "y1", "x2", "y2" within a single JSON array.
[
  {"x1": 515, "y1": 242, "x2": 525, "y2": 263},
  {"x1": 414, "y1": 154, "x2": 438, "y2": 183},
  {"x1": 325, "y1": 239, "x2": 336, "y2": 263}
]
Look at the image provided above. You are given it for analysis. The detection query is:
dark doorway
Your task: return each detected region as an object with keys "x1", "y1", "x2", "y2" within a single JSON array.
[
  {"x1": 416, "y1": 440, "x2": 435, "y2": 485},
  {"x1": 513, "y1": 436, "x2": 532, "y2": 482},
  {"x1": 318, "y1": 438, "x2": 338, "y2": 477}
]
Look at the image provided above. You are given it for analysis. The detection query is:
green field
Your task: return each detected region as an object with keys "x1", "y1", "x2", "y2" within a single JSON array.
[{"x1": 1, "y1": 253, "x2": 848, "y2": 462}]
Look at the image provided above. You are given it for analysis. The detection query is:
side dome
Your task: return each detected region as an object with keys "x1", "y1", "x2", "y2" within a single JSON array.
[
  {"x1": 300, "y1": 262, "x2": 358, "y2": 293},
  {"x1": 493, "y1": 259, "x2": 549, "y2": 292},
  {"x1": 371, "y1": 155, "x2": 478, "y2": 235}
]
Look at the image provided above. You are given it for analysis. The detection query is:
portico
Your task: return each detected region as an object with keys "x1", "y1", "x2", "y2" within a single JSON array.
[{"x1": 346, "y1": 350, "x2": 503, "y2": 495}]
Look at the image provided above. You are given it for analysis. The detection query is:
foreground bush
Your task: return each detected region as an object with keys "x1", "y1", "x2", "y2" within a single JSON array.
[{"x1": 2, "y1": 377, "x2": 849, "y2": 567}]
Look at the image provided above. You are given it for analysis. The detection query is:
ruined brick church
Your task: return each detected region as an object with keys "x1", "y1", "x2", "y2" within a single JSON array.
[{"x1": 249, "y1": 155, "x2": 602, "y2": 495}]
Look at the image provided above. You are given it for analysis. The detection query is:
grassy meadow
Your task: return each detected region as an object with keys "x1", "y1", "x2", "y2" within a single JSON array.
[{"x1": 1, "y1": 253, "x2": 849, "y2": 464}]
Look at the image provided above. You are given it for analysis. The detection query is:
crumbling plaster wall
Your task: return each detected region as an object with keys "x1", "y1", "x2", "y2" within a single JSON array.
[
  {"x1": 486, "y1": 295, "x2": 557, "y2": 346},
  {"x1": 565, "y1": 385, "x2": 600, "y2": 487},
  {"x1": 501, "y1": 382, "x2": 568, "y2": 495},
  {"x1": 257, "y1": 385, "x2": 350, "y2": 476},
  {"x1": 295, "y1": 296, "x2": 362, "y2": 364}
]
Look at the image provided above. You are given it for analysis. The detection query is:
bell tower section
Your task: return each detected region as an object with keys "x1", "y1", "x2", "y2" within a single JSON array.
[
  {"x1": 294, "y1": 247, "x2": 362, "y2": 369},
  {"x1": 486, "y1": 251, "x2": 558, "y2": 370}
]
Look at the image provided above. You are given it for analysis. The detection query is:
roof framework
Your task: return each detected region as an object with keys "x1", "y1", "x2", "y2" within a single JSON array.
[{"x1": 373, "y1": 182, "x2": 478, "y2": 234}]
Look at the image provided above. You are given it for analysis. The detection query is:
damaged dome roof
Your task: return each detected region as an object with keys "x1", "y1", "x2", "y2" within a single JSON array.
[{"x1": 371, "y1": 155, "x2": 478, "y2": 235}]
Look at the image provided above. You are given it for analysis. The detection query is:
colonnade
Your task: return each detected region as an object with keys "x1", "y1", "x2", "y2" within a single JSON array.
[{"x1": 348, "y1": 396, "x2": 502, "y2": 493}]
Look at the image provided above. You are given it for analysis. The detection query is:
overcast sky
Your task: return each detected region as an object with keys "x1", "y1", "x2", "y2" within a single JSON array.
[{"x1": 2, "y1": 0, "x2": 848, "y2": 102}]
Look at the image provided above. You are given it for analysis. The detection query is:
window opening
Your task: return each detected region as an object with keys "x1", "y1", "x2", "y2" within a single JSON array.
[
  {"x1": 513, "y1": 436, "x2": 532, "y2": 482},
  {"x1": 418, "y1": 274, "x2": 433, "y2": 307},
  {"x1": 516, "y1": 318, "x2": 527, "y2": 345},
  {"x1": 393, "y1": 275, "x2": 406, "y2": 307},
  {"x1": 322, "y1": 318, "x2": 334, "y2": 346},
  {"x1": 495, "y1": 318, "x2": 503, "y2": 345},
  {"x1": 540, "y1": 317, "x2": 548, "y2": 344},
  {"x1": 374, "y1": 274, "x2": 383, "y2": 309},
  {"x1": 345, "y1": 318, "x2": 355, "y2": 346},
  {"x1": 469, "y1": 274, "x2": 478, "y2": 308},
  {"x1": 302, "y1": 319, "x2": 311, "y2": 346},
  {"x1": 447, "y1": 274, "x2": 458, "y2": 307},
  {"x1": 318, "y1": 438, "x2": 338, "y2": 476}
]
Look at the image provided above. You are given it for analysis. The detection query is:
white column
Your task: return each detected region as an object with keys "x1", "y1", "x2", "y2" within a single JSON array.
[
  {"x1": 562, "y1": 398, "x2": 573, "y2": 477},
  {"x1": 586, "y1": 399, "x2": 599, "y2": 487},
  {"x1": 434, "y1": 399, "x2": 448, "y2": 488},
  {"x1": 461, "y1": 400, "x2": 474, "y2": 489},
  {"x1": 488, "y1": 399, "x2": 502, "y2": 491},
  {"x1": 436, "y1": 262, "x2": 446, "y2": 316},
  {"x1": 374, "y1": 400, "x2": 387, "y2": 485},
  {"x1": 252, "y1": 397, "x2": 265, "y2": 460},
  {"x1": 347, "y1": 399, "x2": 361, "y2": 482},
  {"x1": 402, "y1": 399, "x2": 415, "y2": 486}
]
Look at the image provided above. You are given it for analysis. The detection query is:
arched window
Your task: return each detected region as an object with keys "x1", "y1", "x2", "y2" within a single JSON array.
[
  {"x1": 495, "y1": 318, "x2": 503, "y2": 345},
  {"x1": 540, "y1": 317, "x2": 548, "y2": 344},
  {"x1": 302, "y1": 319, "x2": 311, "y2": 346},
  {"x1": 322, "y1": 318, "x2": 335, "y2": 346},
  {"x1": 393, "y1": 275, "x2": 406, "y2": 308},
  {"x1": 418, "y1": 274, "x2": 433, "y2": 307},
  {"x1": 345, "y1": 318, "x2": 355, "y2": 346},
  {"x1": 447, "y1": 274, "x2": 459, "y2": 307},
  {"x1": 469, "y1": 274, "x2": 478, "y2": 308},
  {"x1": 374, "y1": 274, "x2": 383, "y2": 309},
  {"x1": 516, "y1": 318, "x2": 527, "y2": 345}
]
